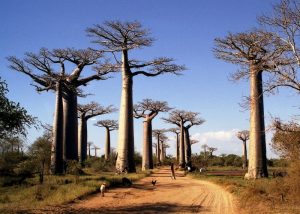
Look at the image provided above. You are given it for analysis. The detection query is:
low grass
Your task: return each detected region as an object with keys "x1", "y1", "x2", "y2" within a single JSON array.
[
  {"x1": 0, "y1": 168, "x2": 152, "y2": 213},
  {"x1": 190, "y1": 168, "x2": 300, "y2": 214}
]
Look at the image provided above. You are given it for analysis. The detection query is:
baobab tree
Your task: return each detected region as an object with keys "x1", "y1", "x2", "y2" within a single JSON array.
[
  {"x1": 208, "y1": 147, "x2": 217, "y2": 158},
  {"x1": 201, "y1": 144, "x2": 209, "y2": 160},
  {"x1": 236, "y1": 130, "x2": 250, "y2": 169},
  {"x1": 168, "y1": 128, "x2": 180, "y2": 162},
  {"x1": 94, "y1": 119, "x2": 118, "y2": 161},
  {"x1": 152, "y1": 142, "x2": 158, "y2": 159},
  {"x1": 87, "y1": 21, "x2": 186, "y2": 172},
  {"x1": 77, "y1": 102, "x2": 116, "y2": 164},
  {"x1": 214, "y1": 30, "x2": 287, "y2": 178},
  {"x1": 163, "y1": 110, "x2": 205, "y2": 168},
  {"x1": 92, "y1": 145, "x2": 100, "y2": 157},
  {"x1": 159, "y1": 134, "x2": 169, "y2": 163},
  {"x1": 258, "y1": 0, "x2": 300, "y2": 93},
  {"x1": 152, "y1": 129, "x2": 167, "y2": 165},
  {"x1": 87, "y1": 141, "x2": 93, "y2": 158},
  {"x1": 8, "y1": 48, "x2": 114, "y2": 174},
  {"x1": 162, "y1": 143, "x2": 170, "y2": 160},
  {"x1": 133, "y1": 99, "x2": 171, "y2": 170}
]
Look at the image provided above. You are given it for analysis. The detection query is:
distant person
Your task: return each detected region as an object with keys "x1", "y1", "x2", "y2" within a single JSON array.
[
  {"x1": 100, "y1": 182, "x2": 106, "y2": 197},
  {"x1": 171, "y1": 163, "x2": 176, "y2": 180}
]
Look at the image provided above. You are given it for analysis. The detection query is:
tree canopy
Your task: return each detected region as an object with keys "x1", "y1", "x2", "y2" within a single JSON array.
[{"x1": 0, "y1": 77, "x2": 36, "y2": 139}]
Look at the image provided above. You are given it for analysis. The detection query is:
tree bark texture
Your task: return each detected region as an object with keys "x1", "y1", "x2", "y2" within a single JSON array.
[
  {"x1": 116, "y1": 51, "x2": 136, "y2": 172},
  {"x1": 184, "y1": 128, "x2": 192, "y2": 167},
  {"x1": 105, "y1": 127, "x2": 111, "y2": 161},
  {"x1": 157, "y1": 135, "x2": 161, "y2": 165},
  {"x1": 50, "y1": 81, "x2": 64, "y2": 174},
  {"x1": 62, "y1": 87, "x2": 78, "y2": 161},
  {"x1": 242, "y1": 140, "x2": 248, "y2": 169},
  {"x1": 246, "y1": 66, "x2": 268, "y2": 179},
  {"x1": 160, "y1": 142, "x2": 164, "y2": 163},
  {"x1": 176, "y1": 133, "x2": 179, "y2": 162},
  {"x1": 78, "y1": 115, "x2": 87, "y2": 164},
  {"x1": 142, "y1": 117, "x2": 153, "y2": 170},
  {"x1": 179, "y1": 121, "x2": 185, "y2": 168}
]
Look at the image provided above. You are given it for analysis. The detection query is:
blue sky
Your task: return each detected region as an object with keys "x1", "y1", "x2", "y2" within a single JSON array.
[{"x1": 1, "y1": 0, "x2": 298, "y2": 158}]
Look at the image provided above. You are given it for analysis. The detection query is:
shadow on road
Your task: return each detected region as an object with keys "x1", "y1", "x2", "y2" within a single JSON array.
[{"x1": 35, "y1": 202, "x2": 207, "y2": 214}]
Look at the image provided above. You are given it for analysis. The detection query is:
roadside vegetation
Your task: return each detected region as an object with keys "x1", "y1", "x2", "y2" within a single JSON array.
[
  {"x1": 0, "y1": 131, "x2": 150, "y2": 213},
  {"x1": 189, "y1": 127, "x2": 300, "y2": 214}
]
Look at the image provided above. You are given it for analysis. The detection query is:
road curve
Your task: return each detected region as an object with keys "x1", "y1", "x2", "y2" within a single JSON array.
[{"x1": 66, "y1": 167, "x2": 238, "y2": 214}]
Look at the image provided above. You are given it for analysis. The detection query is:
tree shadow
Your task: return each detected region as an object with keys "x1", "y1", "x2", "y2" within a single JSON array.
[{"x1": 62, "y1": 202, "x2": 207, "y2": 213}]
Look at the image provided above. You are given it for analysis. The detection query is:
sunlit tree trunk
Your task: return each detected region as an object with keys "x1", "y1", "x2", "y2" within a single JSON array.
[
  {"x1": 184, "y1": 128, "x2": 192, "y2": 167},
  {"x1": 88, "y1": 143, "x2": 91, "y2": 158},
  {"x1": 116, "y1": 51, "x2": 136, "y2": 172},
  {"x1": 105, "y1": 127, "x2": 111, "y2": 160},
  {"x1": 63, "y1": 87, "x2": 78, "y2": 162},
  {"x1": 175, "y1": 132, "x2": 179, "y2": 162},
  {"x1": 50, "y1": 81, "x2": 64, "y2": 174},
  {"x1": 157, "y1": 135, "x2": 161, "y2": 165},
  {"x1": 246, "y1": 66, "x2": 268, "y2": 178},
  {"x1": 160, "y1": 142, "x2": 164, "y2": 163},
  {"x1": 179, "y1": 121, "x2": 185, "y2": 168},
  {"x1": 142, "y1": 116, "x2": 153, "y2": 170},
  {"x1": 78, "y1": 115, "x2": 87, "y2": 164},
  {"x1": 242, "y1": 140, "x2": 248, "y2": 169}
]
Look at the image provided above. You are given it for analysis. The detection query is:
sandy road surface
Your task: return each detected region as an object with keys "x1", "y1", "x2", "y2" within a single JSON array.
[{"x1": 53, "y1": 167, "x2": 238, "y2": 214}]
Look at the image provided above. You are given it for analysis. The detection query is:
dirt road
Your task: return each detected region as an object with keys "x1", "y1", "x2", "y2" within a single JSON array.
[{"x1": 62, "y1": 167, "x2": 237, "y2": 213}]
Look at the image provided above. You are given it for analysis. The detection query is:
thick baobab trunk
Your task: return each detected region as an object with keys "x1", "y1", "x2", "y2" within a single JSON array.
[
  {"x1": 63, "y1": 87, "x2": 78, "y2": 162},
  {"x1": 50, "y1": 81, "x2": 64, "y2": 174},
  {"x1": 88, "y1": 144, "x2": 91, "y2": 158},
  {"x1": 142, "y1": 117, "x2": 153, "y2": 170},
  {"x1": 179, "y1": 121, "x2": 185, "y2": 168},
  {"x1": 175, "y1": 133, "x2": 179, "y2": 162},
  {"x1": 105, "y1": 127, "x2": 111, "y2": 161},
  {"x1": 246, "y1": 67, "x2": 268, "y2": 179},
  {"x1": 78, "y1": 116, "x2": 87, "y2": 164},
  {"x1": 184, "y1": 128, "x2": 192, "y2": 167},
  {"x1": 242, "y1": 140, "x2": 248, "y2": 169},
  {"x1": 160, "y1": 142, "x2": 164, "y2": 163},
  {"x1": 116, "y1": 51, "x2": 136, "y2": 172},
  {"x1": 157, "y1": 136, "x2": 161, "y2": 165}
]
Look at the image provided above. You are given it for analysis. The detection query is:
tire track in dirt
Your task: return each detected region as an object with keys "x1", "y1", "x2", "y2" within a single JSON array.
[{"x1": 49, "y1": 167, "x2": 238, "y2": 213}]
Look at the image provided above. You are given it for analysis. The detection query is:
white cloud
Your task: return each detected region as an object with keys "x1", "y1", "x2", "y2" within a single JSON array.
[
  {"x1": 191, "y1": 129, "x2": 238, "y2": 144},
  {"x1": 190, "y1": 129, "x2": 278, "y2": 158}
]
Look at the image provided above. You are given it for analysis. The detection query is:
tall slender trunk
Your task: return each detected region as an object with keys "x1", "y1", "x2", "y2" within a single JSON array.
[
  {"x1": 62, "y1": 87, "x2": 78, "y2": 162},
  {"x1": 78, "y1": 115, "x2": 87, "y2": 164},
  {"x1": 160, "y1": 142, "x2": 164, "y2": 163},
  {"x1": 105, "y1": 127, "x2": 111, "y2": 161},
  {"x1": 88, "y1": 144, "x2": 91, "y2": 158},
  {"x1": 242, "y1": 140, "x2": 248, "y2": 169},
  {"x1": 142, "y1": 117, "x2": 153, "y2": 170},
  {"x1": 50, "y1": 81, "x2": 64, "y2": 174},
  {"x1": 157, "y1": 135, "x2": 161, "y2": 164},
  {"x1": 184, "y1": 128, "x2": 192, "y2": 167},
  {"x1": 176, "y1": 133, "x2": 179, "y2": 162},
  {"x1": 179, "y1": 121, "x2": 185, "y2": 168},
  {"x1": 116, "y1": 50, "x2": 136, "y2": 172},
  {"x1": 246, "y1": 66, "x2": 268, "y2": 179}
]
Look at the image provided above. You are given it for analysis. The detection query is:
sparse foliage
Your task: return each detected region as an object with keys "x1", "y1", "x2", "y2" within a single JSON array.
[
  {"x1": 78, "y1": 102, "x2": 116, "y2": 164},
  {"x1": 214, "y1": 29, "x2": 287, "y2": 178},
  {"x1": 134, "y1": 99, "x2": 171, "y2": 170},
  {"x1": 163, "y1": 110, "x2": 205, "y2": 168},
  {"x1": 236, "y1": 130, "x2": 250, "y2": 169},
  {"x1": 87, "y1": 20, "x2": 185, "y2": 172},
  {"x1": 95, "y1": 120, "x2": 118, "y2": 160}
]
